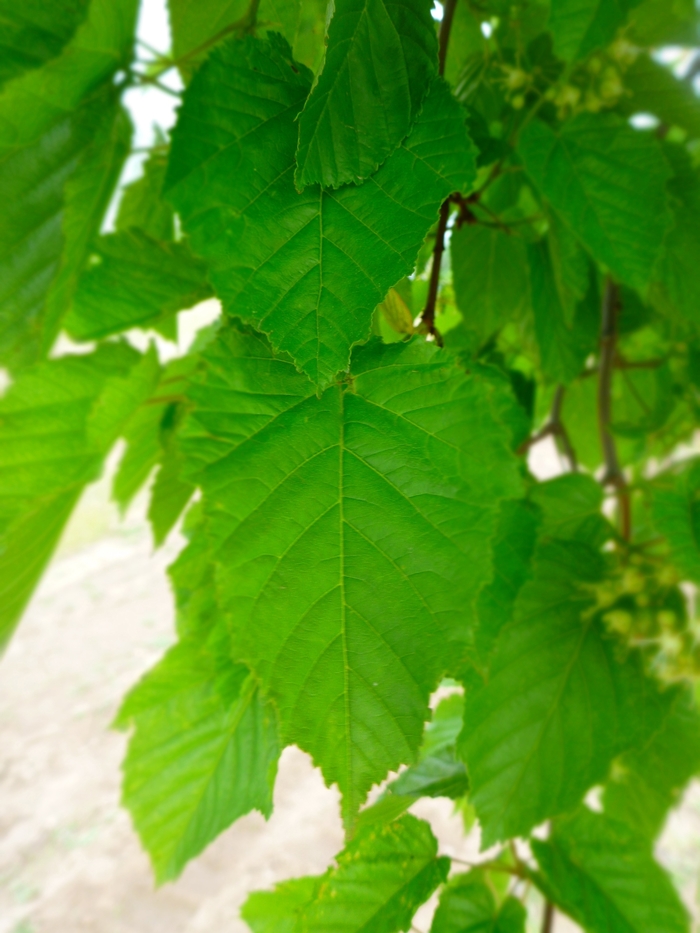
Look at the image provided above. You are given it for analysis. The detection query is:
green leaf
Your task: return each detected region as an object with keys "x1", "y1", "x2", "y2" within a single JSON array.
[
  {"x1": 166, "y1": 34, "x2": 477, "y2": 388},
  {"x1": 0, "y1": 0, "x2": 90, "y2": 87},
  {"x1": 65, "y1": 229, "x2": 212, "y2": 340},
  {"x1": 518, "y1": 114, "x2": 671, "y2": 291},
  {"x1": 181, "y1": 325, "x2": 521, "y2": 824},
  {"x1": 116, "y1": 148, "x2": 175, "y2": 242},
  {"x1": 117, "y1": 633, "x2": 280, "y2": 883},
  {"x1": 529, "y1": 473, "x2": 609, "y2": 546},
  {"x1": 430, "y1": 872, "x2": 526, "y2": 933},
  {"x1": 294, "y1": 0, "x2": 438, "y2": 189},
  {"x1": 387, "y1": 694, "x2": 469, "y2": 800},
  {"x1": 471, "y1": 498, "x2": 539, "y2": 672},
  {"x1": 303, "y1": 814, "x2": 450, "y2": 933},
  {"x1": 603, "y1": 690, "x2": 700, "y2": 842},
  {"x1": 621, "y1": 55, "x2": 700, "y2": 140},
  {"x1": 0, "y1": 342, "x2": 146, "y2": 648},
  {"x1": 168, "y1": 0, "x2": 250, "y2": 77},
  {"x1": 628, "y1": 0, "x2": 698, "y2": 47},
  {"x1": 450, "y1": 224, "x2": 529, "y2": 345},
  {"x1": 460, "y1": 533, "x2": 673, "y2": 846},
  {"x1": 652, "y1": 146, "x2": 700, "y2": 327},
  {"x1": 0, "y1": 0, "x2": 139, "y2": 368},
  {"x1": 148, "y1": 447, "x2": 195, "y2": 546},
  {"x1": 531, "y1": 807, "x2": 689, "y2": 933},
  {"x1": 528, "y1": 237, "x2": 598, "y2": 384},
  {"x1": 242, "y1": 876, "x2": 326, "y2": 933},
  {"x1": 652, "y1": 459, "x2": 700, "y2": 585},
  {"x1": 548, "y1": 0, "x2": 642, "y2": 62}
]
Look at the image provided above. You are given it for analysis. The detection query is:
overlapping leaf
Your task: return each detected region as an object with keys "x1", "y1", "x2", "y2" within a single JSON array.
[
  {"x1": 460, "y1": 496, "x2": 672, "y2": 845},
  {"x1": 0, "y1": 0, "x2": 89, "y2": 87},
  {"x1": 430, "y1": 872, "x2": 526, "y2": 933},
  {"x1": 0, "y1": 0, "x2": 139, "y2": 368},
  {"x1": 166, "y1": 33, "x2": 477, "y2": 388},
  {"x1": 116, "y1": 626, "x2": 279, "y2": 883},
  {"x1": 518, "y1": 113, "x2": 671, "y2": 291},
  {"x1": 531, "y1": 807, "x2": 689, "y2": 933},
  {"x1": 65, "y1": 229, "x2": 212, "y2": 340},
  {"x1": 294, "y1": 0, "x2": 438, "y2": 189},
  {"x1": 652, "y1": 459, "x2": 700, "y2": 585},
  {"x1": 0, "y1": 344, "x2": 157, "y2": 649},
  {"x1": 548, "y1": 0, "x2": 642, "y2": 62},
  {"x1": 181, "y1": 325, "x2": 521, "y2": 823}
]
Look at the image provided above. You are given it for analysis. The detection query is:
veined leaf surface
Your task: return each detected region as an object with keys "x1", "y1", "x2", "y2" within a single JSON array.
[{"x1": 181, "y1": 326, "x2": 521, "y2": 823}]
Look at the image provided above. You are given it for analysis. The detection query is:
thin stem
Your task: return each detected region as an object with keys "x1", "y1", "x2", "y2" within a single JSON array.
[
  {"x1": 438, "y1": 0, "x2": 459, "y2": 76},
  {"x1": 598, "y1": 277, "x2": 631, "y2": 540},
  {"x1": 131, "y1": 73, "x2": 182, "y2": 97},
  {"x1": 517, "y1": 385, "x2": 577, "y2": 471},
  {"x1": 542, "y1": 901, "x2": 555, "y2": 933},
  {"x1": 420, "y1": 199, "x2": 450, "y2": 342}
]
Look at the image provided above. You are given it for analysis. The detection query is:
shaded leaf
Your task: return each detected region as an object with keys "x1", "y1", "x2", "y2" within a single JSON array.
[
  {"x1": 652, "y1": 459, "x2": 700, "y2": 585},
  {"x1": 621, "y1": 54, "x2": 700, "y2": 140},
  {"x1": 116, "y1": 148, "x2": 175, "y2": 241},
  {"x1": 430, "y1": 872, "x2": 526, "y2": 933},
  {"x1": 65, "y1": 229, "x2": 212, "y2": 340},
  {"x1": 295, "y1": 0, "x2": 438, "y2": 189},
  {"x1": 460, "y1": 532, "x2": 673, "y2": 845},
  {"x1": 548, "y1": 0, "x2": 642, "y2": 62},
  {"x1": 166, "y1": 34, "x2": 476, "y2": 388},
  {"x1": 0, "y1": 0, "x2": 90, "y2": 87},
  {"x1": 531, "y1": 807, "x2": 689, "y2": 933},
  {"x1": 518, "y1": 114, "x2": 671, "y2": 291}
]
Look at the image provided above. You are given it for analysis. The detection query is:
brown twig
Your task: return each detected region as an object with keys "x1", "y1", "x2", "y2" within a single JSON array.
[
  {"x1": 517, "y1": 385, "x2": 577, "y2": 471},
  {"x1": 598, "y1": 277, "x2": 631, "y2": 540},
  {"x1": 420, "y1": 0, "x2": 459, "y2": 339},
  {"x1": 542, "y1": 901, "x2": 555, "y2": 933}
]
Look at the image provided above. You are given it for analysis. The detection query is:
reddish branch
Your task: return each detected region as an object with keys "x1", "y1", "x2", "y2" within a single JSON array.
[
  {"x1": 598, "y1": 278, "x2": 631, "y2": 540},
  {"x1": 542, "y1": 901, "x2": 555, "y2": 933},
  {"x1": 517, "y1": 385, "x2": 578, "y2": 472}
]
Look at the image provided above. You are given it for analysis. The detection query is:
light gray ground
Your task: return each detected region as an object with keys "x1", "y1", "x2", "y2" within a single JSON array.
[{"x1": 0, "y1": 472, "x2": 697, "y2": 933}]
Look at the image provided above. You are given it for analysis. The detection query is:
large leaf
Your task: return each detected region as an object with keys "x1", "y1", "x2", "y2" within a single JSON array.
[
  {"x1": 518, "y1": 113, "x2": 671, "y2": 291},
  {"x1": 181, "y1": 326, "x2": 521, "y2": 824},
  {"x1": 0, "y1": 0, "x2": 90, "y2": 87},
  {"x1": 651, "y1": 459, "x2": 700, "y2": 585},
  {"x1": 65, "y1": 229, "x2": 213, "y2": 340},
  {"x1": 116, "y1": 630, "x2": 279, "y2": 883},
  {"x1": 531, "y1": 807, "x2": 689, "y2": 933},
  {"x1": 0, "y1": 0, "x2": 139, "y2": 368},
  {"x1": 0, "y1": 343, "x2": 156, "y2": 648},
  {"x1": 166, "y1": 33, "x2": 477, "y2": 388},
  {"x1": 294, "y1": 0, "x2": 438, "y2": 189},
  {"x1": 303, "y1": 815, "x2": 450, "y2": 933},
  {"x1": 548, "y1": 0, "x2": 642, "y2": 62},
  {"x1": 460, "y1": 534, "x2": 673, "y2": 845},
  {"x1": 450, "y1": 224, "x2": 528, "y2": 345},
  {"x1": 430, "y1": 872, "x2": 526, "y2": 933},
  {"x1": 603, "y1": 690, "x2": 700, "y2": 842}
]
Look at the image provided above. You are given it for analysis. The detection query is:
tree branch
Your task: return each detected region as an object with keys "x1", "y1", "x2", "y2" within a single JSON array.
[
  {"x1": 598, "y1": 277, "x2": 631, "y2": 540},
  {"x1": 517, "y1": 385, "x2": 577, "y2": 471}
]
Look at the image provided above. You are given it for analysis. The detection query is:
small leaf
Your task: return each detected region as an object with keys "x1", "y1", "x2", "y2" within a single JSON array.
[
  {"x1": 117, "y1": 631, "x2": 280, "y2": 883},
  {"x1": 379, "y1": 288, "x2": 415, "y2": 335},
  {"x1": 531, "y1": 807, "x2": 689, "y2": 933},
  {"x1": 652, "y1": 458, "x2": 700, "y2": 585},
  {"x1": 116, "y1": 148, "x2": 175, "y2": 242},
  {"x1": 430, "y1": 872, "x2": 526, "y2": 933},
  {"x1": 620, "y1": 54, "x2": 700, "y2": 140},
  {"x1": 518, "y1": 114, "x2": 671, "y2": 291},
  {"x1": 242, "y1": 875, "x2": 326, "y2": 933},
  {"x1": 303, "y1": 814, "x2": 450, "y2": 933},
  {"x1": 294, "y1": 0, "x2": 438, "y2": 189},
  {"x1": 450, "y1": 224, "x2": 528, "y2": 345}
]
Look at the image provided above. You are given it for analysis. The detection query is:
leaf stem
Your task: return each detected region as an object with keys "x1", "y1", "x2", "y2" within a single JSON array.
[
  {"x1": 598, "y1": 277, "x2": 631, "y2": 540},
  {"x1": 420, "y1": 199, "x2": 450, "y2": 342},
  {"x1": 542, "y1": 900, "x2": 555, "y2": 933},
  {"x1": 438, "y1": 0, "x2": 459, "y2": 76}
]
